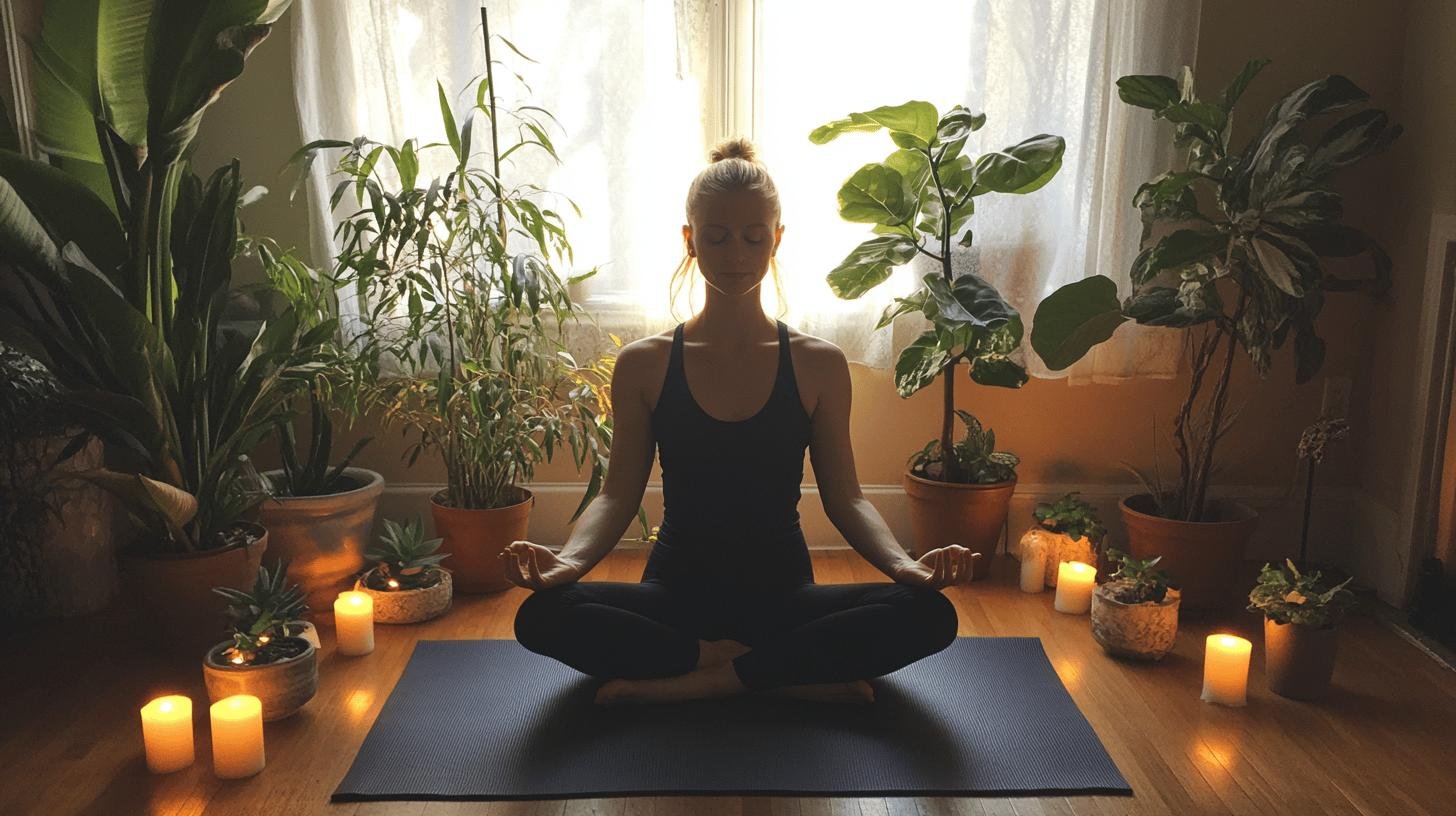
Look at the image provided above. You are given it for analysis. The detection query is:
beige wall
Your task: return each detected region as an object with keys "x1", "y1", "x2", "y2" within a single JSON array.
[{"x1": 186, "y1": 2, "x2": 1446, "y2": 596}]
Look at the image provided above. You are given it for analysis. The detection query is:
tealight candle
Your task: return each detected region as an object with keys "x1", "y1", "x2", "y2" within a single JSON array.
[
  {"x1": 335, "y1": 591, "x2": 375, "y2": 655},
  {"x1": 1201, "y1": 634, "x2": 1252, "y2": 706},
  {"x1": 140, "y1": 695, "x2": 194, "y2": 774},
  {"x1": 209, "y1": 694, "x2": 265, "y2": 778},
  {"x1": 1053, "y1": 561, "x2": 1096, "y2": 613},
  {"x1": 1019, "y1": 536, "x2": 1047, "y2": 593}
]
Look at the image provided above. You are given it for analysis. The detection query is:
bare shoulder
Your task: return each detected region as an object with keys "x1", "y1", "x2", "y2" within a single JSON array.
[
  {"x1": 784, "y1": 326, "x2": 850, "y2": 417},
  {"x1": 615, "y1": 328, "x2": 677, "y2": 409}
]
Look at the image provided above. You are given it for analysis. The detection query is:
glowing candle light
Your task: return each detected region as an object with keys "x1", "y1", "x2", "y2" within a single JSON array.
[
  {"x1": 334, "y1": 591, "x2": 375, "y2": 655},
  {"x1": 209, "y1": 694, "x2": 265, "y2": 779},
  {"x1": 140, "y1": 695, "x2": 194, "y2": 774},
  {"x1": 1201, "y1": 634, "x2": 1253, "y2": 706},
  {"x1": 1053, "y1": 561, "x2": 1097, "y2": 614}
]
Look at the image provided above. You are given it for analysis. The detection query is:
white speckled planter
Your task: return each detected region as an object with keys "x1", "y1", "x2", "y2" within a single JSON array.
[
  {"x1": 355, "y1": 569, "x2": 453, "y2": 624},
  {"x1": 1090, "y1": 583, "x2": 1181, "y2": 661}
]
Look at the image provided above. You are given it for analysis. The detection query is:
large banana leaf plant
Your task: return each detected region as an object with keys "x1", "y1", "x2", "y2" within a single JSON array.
[
  {"x1": 0, "y1": 0, "x2": 321, "y2": 552},
  {"x1": 1030, "y1": 60, "x2": 1401, "y2": 522},
  {"x1": 811, "y1": 102, "x2": 1065, "y2": 483}
]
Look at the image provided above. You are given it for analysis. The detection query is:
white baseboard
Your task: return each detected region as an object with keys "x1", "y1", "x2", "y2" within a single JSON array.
[{"x1": 378, "y1": 480, "x2": 1408, "y2": 605}]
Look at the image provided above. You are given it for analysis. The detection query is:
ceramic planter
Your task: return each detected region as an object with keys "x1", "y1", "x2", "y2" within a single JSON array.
[
  {"x1": 902, "y1": 471, "x2": 1015, "y2": 581},
  {"x1": 355, "y1": 568, "x2": 453, "y2": 624},
  {"x1": 1264, "y1": 617, "x2": 1339, "y2": 700},
  {"x1": 120, "y1": 524, "x2": 269, "y2": 657},
  {"x1": 430, "y1": 487, "x2": 533, "y2": 594},
  {"x1": 1090, "y1": 583, "x2": 1182, "y2": 661},
  {"x1": 256, "y1": 468, "x2": 385, "y2": 613},
  {"x1": 1119, "y1": 494, "x2": 1258, "y2": 614},
  {"x1": 202, "y1": 636, "x2": 318, "y2": 721}
]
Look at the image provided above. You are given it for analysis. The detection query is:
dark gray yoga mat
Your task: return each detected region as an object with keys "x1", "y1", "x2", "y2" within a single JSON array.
[{"x1": 332, "y1": 637, "x2": 1131, "y2": 801}]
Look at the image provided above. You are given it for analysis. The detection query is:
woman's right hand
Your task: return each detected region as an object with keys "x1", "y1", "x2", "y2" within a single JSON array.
[{"x1": 498, "y1": 540, "x2": 585, "y2": 590}]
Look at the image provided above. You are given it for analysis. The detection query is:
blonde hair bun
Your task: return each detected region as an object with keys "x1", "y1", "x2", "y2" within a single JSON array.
[{"x1": 710, "y1": 137, "x2": 758, "y2": 164}]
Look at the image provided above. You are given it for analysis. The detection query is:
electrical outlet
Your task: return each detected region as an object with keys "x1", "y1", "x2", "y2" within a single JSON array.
[{"x1": 1321, "y1": 376, "x2": 1351, "y2": 418}]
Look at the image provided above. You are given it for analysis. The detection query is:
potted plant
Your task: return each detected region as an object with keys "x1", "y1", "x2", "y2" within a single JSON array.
[
  {"x1": 203, "y1": 561, "x2": 319, "y2": 721},
  {"x1": 1091, "y1": 548, "x2": 1182, "y2": 661},
  {"x1": 355, "y1": 516, "x2": 453, "y2": 624},
  {"x1": 0, "y1": 2, "x2": 321, "y2": 654},
  {"x1": 1031, "y1": 60, "x2": 1400, "y2": 612},
  {"x1": 1248, "y1": 559, "x2": 1356, "y2": 700},
  {"x1": 809, "y1": 102, "x2": 1064, "y2": 580},
  {"x1": 289, "y1": 31, "x2": 614, "y2": 594},
  {"x1": 1032, "y1": 492, "x2": 1108, "y2": 586},
  {"x1": 242, "y1": 237, "x2": 387, "y2": 612}
]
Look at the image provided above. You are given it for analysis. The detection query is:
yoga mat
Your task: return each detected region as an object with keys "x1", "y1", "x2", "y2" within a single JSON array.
[{"x1": 332, "y1": 637, "x2": 1131, "y2": 801}]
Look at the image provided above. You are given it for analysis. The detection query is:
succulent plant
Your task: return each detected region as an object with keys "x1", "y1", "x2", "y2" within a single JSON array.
[
  {"x1": 364, "y1": 516, "x2": 451, "y2": 590},
  {"x1": 1034, "y1": 492, "x2": 1108, "y2": 547},
  {"x1": 211, "y1": 560, "x2": 311, "y2": 665},
  {"x1": 1102, "y1": 547, "x2": 1175, "y2": 604}
]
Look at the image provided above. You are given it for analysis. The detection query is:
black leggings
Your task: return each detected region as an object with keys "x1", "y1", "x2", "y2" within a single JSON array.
[{"x1": 512, "y1": 576, "x2": 959, "y2": 692}]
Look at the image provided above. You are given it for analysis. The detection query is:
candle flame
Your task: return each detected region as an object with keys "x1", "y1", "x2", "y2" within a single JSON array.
[
  {"x1": 257, "y1": 634, "x2": 270, "y2": 644},
  {"x1": 1216, "y1": 635, "x2": 1246, "y2": 649},
  {"x1": 350, "y1": 595, "x2": 363, "y2": 606},
  {"x1": 387, "y1": 579, "x2": 399, "y2": 589},
  {"x1": 1069, "y1": 562, "x2": 1093, "y2": 575},
  {"x1": 159, "y1": 700, "x2": 173, "y2": 713},
  {"x1": 231, "y1": 655, "x2": 245, "y2": 665}
]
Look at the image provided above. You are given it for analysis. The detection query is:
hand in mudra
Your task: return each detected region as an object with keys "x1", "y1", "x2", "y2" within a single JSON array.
[
  {"x1": 498, "y1": 540, "x2": 584, "y2": 590},
  {"x1": 895, "y1": 545, "x2": 980, "y2": 589}
]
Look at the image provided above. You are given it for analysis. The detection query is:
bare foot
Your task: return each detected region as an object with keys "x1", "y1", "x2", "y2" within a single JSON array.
[
  {"x1": 595, "y1": 661, "x2": 748, "y2": 705},
  {"x1": 695, "y1": 638, "x2": 752, "y2": 669},
  {"x1": 759, "y1": 679, "x2": 875, "y2": 704}
]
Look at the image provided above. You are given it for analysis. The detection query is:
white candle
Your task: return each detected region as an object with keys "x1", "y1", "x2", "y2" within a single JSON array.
[
  {"x1": 1019, "y1": 536, "x2": 1047, "y2": 593},
  {"x1": 140, "y1": 695, "x2": 194, "y2": 774},
  {"x1": 210, "y1": 694, "x2": 265, "y2": 779},
  {"x1": 1201, "y1": 634, "x2": 1252, "y2": 706},
  {"x1": 335, "y1": 591, "x2": 375, "y2": 655},
  {"x1": 1053, "y1": 561, "x2": 1096, "y2": 613}
]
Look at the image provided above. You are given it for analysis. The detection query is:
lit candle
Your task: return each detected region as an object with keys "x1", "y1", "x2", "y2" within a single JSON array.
[
  {"x1": 1019, "y1": 535, "x2": 1047, "y2": 593},
  {"x1": 1201, "y1": 634, "x2": 1252, "y2": 706},
  {"x1": 209, "y1": 694, "x2": 265, "y2": 779},
  {"x1": 140, "y1": 695, "x2": 194, "y2": 774},
  {"x1": 335, "y1": 591, "x2": 375, "y2": 655},
  {"x1": 1053, "y1": 561, "x2": 1096, "y2": 614}
]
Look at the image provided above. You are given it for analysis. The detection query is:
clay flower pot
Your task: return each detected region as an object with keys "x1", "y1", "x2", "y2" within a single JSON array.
[
  {"x1": 1264, "y1": 617, "x2": 1339, "y2": 700},
  {"x1": 1119, "y1": 494, "x2": 1258, "y2": 614},
  {"x1": 355, "y1": 568, "x2": 453, "y2": 624},
  {"x1": 256, "y1": 468, "x2": 385, "y2": 614},
  {"x1": 430, "y1": 487, "x2": 533, "y2": 594},
  {"x1": 1090, "y1": 582, "x2": 1182, "y2": 661},
  {"x1": 202, "y1": 636, "x2": 318, "y2": 721},
  {"x1": 902, "y1": 471, "x2": 1015, "y2": 581}
]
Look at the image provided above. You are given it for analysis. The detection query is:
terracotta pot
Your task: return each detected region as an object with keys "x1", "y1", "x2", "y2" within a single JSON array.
[
  {"x1": 902, "y1": 471, "x2": 1015, "y2": 581},
  {"x1": 430, "y1": 487, "x2": 534, "y2": 593},
  {"x1": 1090, "y1": 583, "x2": 1182, "y2": 661},
  {"x1": 1119, "y1": 494, "x2": 1258, "y2": 615},
  {"x1": 256, "y1": 468, "x2": 384, "y2": 613},
  {"x1": 120, "y1": 524, "x2": 269, "y2": 657},
  {"x1": 1264, "y1": 617, "x2": 1339, "y2": 700},
  {"x1": 202, "y1": 637, "x2": 319, "y2": 721},
  {"x1": 355, "y1": 568, "x2": 453, "y2": 623}
]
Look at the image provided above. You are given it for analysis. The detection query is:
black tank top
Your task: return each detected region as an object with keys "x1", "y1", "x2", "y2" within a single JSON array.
[{"x1": 643, "y1": 319, "x2": 814, "y2": 593}]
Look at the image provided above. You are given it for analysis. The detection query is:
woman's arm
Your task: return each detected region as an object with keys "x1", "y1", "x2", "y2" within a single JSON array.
[
  {"x1": 806, "y1": 342, "x2": 920, "y2": 581},
  {"x1": 553, "y1": 341, "x2": 659, "y2": 575}
]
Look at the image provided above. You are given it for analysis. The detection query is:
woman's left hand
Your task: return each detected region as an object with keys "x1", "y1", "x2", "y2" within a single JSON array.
[{"x1": 893, "y1": 545, "x2": 980, "y2": 589}]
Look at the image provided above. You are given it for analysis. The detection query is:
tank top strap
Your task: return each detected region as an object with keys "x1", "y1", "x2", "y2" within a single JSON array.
[
  {"x1": 668, "y1": 322, "x2": 686, "y2": 382},
  {"x1": 774, "y1": 319, "x2": 797, "y2": 398}
]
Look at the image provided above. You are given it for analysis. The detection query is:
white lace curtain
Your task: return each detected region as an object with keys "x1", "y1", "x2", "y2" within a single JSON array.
[{"x1": 293, "y1": 0, "x2": 1201, "y2": 382}]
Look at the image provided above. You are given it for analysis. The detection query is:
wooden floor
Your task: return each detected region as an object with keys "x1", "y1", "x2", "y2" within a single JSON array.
[{"x1": 4, "y1": 548, "x2": 1456, "y2": 816}]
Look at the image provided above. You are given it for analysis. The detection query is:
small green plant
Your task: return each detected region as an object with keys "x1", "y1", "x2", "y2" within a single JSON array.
[
  {"x1": 1033, "y1": 492, "x2": 1107, "y2": 546},
  {"x1": 212, "y1": 561, "x2": 311, "y2": 665},
  {"x1": 907, "y1": 409, "x2": 1019, "y2": 485},
  {"x1": 1247, "y1": 559, "x2": 1356, "y2": 628},
  {"x1": 267, "y1": 387, "x2": 373, "y2": 497},
  {"x1": 364, "y1": 517, "x2": 451, "y2": 590},
  {"x1": 1102, "y1": 547, "x2": 1175, "y2": 604}
]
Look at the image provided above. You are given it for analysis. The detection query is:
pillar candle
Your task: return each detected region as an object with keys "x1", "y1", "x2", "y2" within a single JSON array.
[
  {"x1": 335, "y1": 591, "x2": 374, "y2": 655},
  {"x1": 1201, "y1": 634, "x2": 1252, "y2": 706},
  {"x1": 1053, "y1": 561, "x2": 1096, "y2": 614},
  {"x1": 1019, "y1": 536, "x2": 1047, "y2": 593},
  {"x1": 210, "y1": 694, "x2": 265, "y2": 779},
  {"x1": 140, "y1": 695, "x2": 194, "y2": 774}
]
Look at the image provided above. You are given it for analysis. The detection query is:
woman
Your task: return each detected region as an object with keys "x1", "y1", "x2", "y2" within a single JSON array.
[{"x1": 504, "y1": 137, "x2": 977, "y2": 705}]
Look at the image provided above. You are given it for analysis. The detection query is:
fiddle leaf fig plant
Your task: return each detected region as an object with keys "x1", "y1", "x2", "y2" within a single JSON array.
[
  {"x1": 1031, "y1": 59, "x2": 1400, "y2": 521},
  {"x1": 811, "y1": 102, "x2": 1064, "y2": 483}
]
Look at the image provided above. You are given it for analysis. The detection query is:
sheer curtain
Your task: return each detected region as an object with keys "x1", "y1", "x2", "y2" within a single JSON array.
[{"x1": 293, "y1": 0, "x2": 1201, "y2": 381}]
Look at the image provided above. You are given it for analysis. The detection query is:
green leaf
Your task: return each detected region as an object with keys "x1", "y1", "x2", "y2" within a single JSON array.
[
  {"x1": 438, "y1": 80, "x2": 461, "y2": 160},
  {"x1": 1145, "y1": 229, "x2": 1227, "y2": 276},
  {"x1": 1307, "y1": 109, "x2": 1401, "y2": 176},
  {"x1": 971, "y1": 134, "x2": 1065, "y2": 195},
  {"x1": 836, "y1": 162, "x2": 913, "y2": 225},
  {"x1": 96, "y1": 0, "x2": 153, "y2": 147},
  {"x1": 923, "y1": 272, "x2": 1018, "y2": 330},
  {"x1": 883, "y1": 148, "x2": 931, "y2": 201},
  {"x1": 0, "y1": 149, "x2": 126, "y2": 276},
  {"x1": 1030, "y1": 275, "x2": 1129, "y2": 371},
  {"x1": 826, "y1": 236, "x2": 918, "y2": 299},
  {"x1": 1252, "y1": 236, "x2": 1303, "y2": 296},
  {"x1": 894, "y1": 329, "x2": 951, "y2": 397},
  {"x1": 1219, "y1": 58, "x2": 1271, "y2": 111},
  {"x1": 1117, "y1": 74, "x2": 1180, "y2": 110},
  {"x1": 0, "y1": 175, "x2": 64, "y2": 276},
  {"x1": 1123, "y1": 286, "x2": 1218, "y2": 327},
  {"x1": 809, "y1": 101, "x2": 939, "y2": 146}
]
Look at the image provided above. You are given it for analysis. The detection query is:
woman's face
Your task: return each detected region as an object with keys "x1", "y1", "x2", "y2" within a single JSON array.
[{"x1": 684, "y1": 188, "x2": 784, "y2": 296}]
